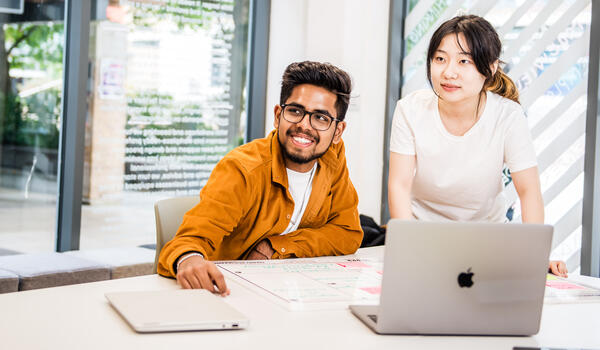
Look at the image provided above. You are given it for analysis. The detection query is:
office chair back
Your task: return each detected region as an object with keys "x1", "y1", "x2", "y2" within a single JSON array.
[{"x1": 153, "y1": 196, "x2": 199, "y2": 273}]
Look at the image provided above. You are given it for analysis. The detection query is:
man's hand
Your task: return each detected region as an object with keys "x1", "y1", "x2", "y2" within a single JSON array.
[
  {"x1": 176, "y1": 255, "x2": 230, "y2": 296},
  {"x1": 548, "y1": 260, "x2": 568, "y2": 278},
  {"x1": 247, "y1": 240, "x2": 275, "y2": 260}
]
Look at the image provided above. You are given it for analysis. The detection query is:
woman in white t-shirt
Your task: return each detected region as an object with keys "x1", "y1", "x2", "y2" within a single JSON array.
[{"x1": 388, "y1": 15, "x2": 568, "y2": 277}]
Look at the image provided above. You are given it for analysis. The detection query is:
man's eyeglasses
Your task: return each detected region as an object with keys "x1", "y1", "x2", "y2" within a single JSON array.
[{"x1": 280, "y1": 104, "x2": 341, "y2": 131}]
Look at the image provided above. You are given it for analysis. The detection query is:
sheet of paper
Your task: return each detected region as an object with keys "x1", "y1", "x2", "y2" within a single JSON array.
[
  {"x1": 219, "y1": 258, "x2": 600, "y2": 309},
  {"x1": 217, "y1": 256, "x2": 383, "y2": 310},
  {"x1": 544, "y1": 274, "x2": 600, "y2": 304}
]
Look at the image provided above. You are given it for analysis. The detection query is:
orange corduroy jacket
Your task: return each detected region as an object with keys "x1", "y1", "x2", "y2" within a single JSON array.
[{"x1": 158, "y1": 129, "x2": 363, "y2": 277}]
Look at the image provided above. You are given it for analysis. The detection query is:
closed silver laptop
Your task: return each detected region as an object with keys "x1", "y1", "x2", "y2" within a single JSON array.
[
  {"x1": 106, "y1": 289, "x2": 249, "y2": 333},
  {"x1": 350, "y1": 220, "x2": 553, "y2": 335}
]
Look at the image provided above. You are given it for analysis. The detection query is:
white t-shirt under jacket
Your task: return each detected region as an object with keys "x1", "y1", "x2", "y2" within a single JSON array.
[{"x1": 390, "y1": 89, "x2": 538, "y2": 222}]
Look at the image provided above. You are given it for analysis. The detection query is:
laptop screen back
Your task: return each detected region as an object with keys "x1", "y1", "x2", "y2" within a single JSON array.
[{"x1": 376, "y1": 220, "x2": 552, "y2": 335}]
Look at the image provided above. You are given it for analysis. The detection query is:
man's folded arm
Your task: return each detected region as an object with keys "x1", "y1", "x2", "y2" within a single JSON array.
[
  {"x1": 268, "y1": 216, "x2": 363, "y2": 258},
  {"x1": 157, "y1": 158, "x2": 250, "y2": 277}
]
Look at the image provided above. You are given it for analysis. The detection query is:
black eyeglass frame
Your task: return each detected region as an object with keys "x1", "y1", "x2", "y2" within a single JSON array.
[{"x1": 279, "y1": 103, "x2": 342, "y2": 131}]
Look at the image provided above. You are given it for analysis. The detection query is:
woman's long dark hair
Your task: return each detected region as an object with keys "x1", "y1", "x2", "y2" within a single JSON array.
[{"x1": 426, "y1": 15, "x2": 519, "y2": 104}]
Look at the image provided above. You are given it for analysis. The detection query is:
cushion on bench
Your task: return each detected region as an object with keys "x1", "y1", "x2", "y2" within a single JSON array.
[
  {"x1": 64, "y1": 247, "x2": 154, "y2": 279},
  {"x1": 0, "y1": 269, "x2": 19, "y2": 293},
  {"x1": 0, "y1": 253, "x2": 110, "y2": 291}
]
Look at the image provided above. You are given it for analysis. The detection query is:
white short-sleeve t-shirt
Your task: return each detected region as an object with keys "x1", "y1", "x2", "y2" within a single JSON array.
[{"x1": 390, "y1": 89, "x2": 537, "y2": 222}]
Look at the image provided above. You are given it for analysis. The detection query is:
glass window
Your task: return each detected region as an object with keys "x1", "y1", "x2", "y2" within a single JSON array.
[
  {"x1": 79, "y1": 0, "x2": 250, "y2": 249},
  {"x1": 0, "y1": 2, "x2": 65, "y2": 253}
]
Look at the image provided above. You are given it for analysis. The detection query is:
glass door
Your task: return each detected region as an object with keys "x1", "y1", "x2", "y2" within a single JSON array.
[{"x1": 0, "y1": 1, "x2": 65, "y2": 254}]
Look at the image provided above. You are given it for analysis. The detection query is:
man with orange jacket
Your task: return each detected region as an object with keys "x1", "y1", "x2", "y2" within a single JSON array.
[{"x1": 158, "y1": 61, "x2": 363, "y2": 294}]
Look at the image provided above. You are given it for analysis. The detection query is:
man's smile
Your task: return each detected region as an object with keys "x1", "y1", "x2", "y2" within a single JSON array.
[
  {"x1": 291, "y1": 134, "x2": 315, "y2": 147},
  {"x1": 287, "y1": 127, "x2": 318, "y2": 149}
]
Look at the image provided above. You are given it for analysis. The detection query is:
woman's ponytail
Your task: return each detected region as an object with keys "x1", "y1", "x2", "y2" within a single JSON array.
[{"x1": 487, "y1": 68, "x2": 519, "y2": 104}]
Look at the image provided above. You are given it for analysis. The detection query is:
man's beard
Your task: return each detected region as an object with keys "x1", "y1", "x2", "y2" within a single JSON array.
[{"x1": 278, "y1": 126, "x2": 332, "y2": 164}]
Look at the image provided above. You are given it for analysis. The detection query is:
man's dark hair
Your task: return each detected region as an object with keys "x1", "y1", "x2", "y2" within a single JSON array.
[{"x1": 280, "y1": 61, "x2": 352, "y2": 121}]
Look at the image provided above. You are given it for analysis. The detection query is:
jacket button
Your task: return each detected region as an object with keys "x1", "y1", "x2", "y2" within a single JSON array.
[
  {"x1": 281, "y1": 247, "x2": 286, "y2": 253},
  {"x1": 286, "y1": 214, "x2": 291, "y2": 219}
]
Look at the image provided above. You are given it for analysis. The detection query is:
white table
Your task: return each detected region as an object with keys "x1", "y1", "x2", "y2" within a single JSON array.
[{"x1": 1, "y1": 246, "x2": 599, "y2": 350}]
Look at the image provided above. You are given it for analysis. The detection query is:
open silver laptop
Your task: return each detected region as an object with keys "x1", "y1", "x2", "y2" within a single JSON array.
[
  {"x1": 106, "y1": 289, "x2": 249, "y2": 333},
  {"x1": 350, "y1": 220, "x2": 553, "y2": 335}
]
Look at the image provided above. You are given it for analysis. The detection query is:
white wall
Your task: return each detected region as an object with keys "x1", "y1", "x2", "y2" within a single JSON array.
[{"x1": 265, "y1": 0, "x2": 390, "y2": 221}]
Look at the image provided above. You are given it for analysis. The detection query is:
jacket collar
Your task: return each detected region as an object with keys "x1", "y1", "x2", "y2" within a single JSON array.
[{"x1": 270, "y1": 129, "x2": 288, "y2": 187}]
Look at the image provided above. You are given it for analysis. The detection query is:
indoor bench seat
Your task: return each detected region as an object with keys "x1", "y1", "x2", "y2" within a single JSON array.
[
  {"x1": 64, "y1": 246, "x2": 154, "y2": 279},
  {"x1": 0, "y1": 268, "x2": 19, "y2": 293},
  {"x1": 0, "y1": 252, "x2": 111, "y2": 291}
]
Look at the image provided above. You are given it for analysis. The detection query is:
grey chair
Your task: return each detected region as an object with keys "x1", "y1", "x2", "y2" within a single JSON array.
[{"x1": 153, "y1": 196, "x2": 199, "y2": 273}]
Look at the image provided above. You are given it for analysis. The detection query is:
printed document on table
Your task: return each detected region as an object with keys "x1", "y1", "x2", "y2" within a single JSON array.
[
  {"x1": 216, "y1": 256, "x2": 384, "y2": 311},
  {"x1": 218, "y1": 257, "x2": 600, "y2": 309},
  {"x1": 544, "y1": 274, "x2": 600, "y2": 304}
]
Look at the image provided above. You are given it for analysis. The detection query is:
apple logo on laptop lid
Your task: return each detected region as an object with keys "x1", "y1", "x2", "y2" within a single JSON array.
[{"x1": 458, "y1": 268, "x2": 474, "y2": 288}]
